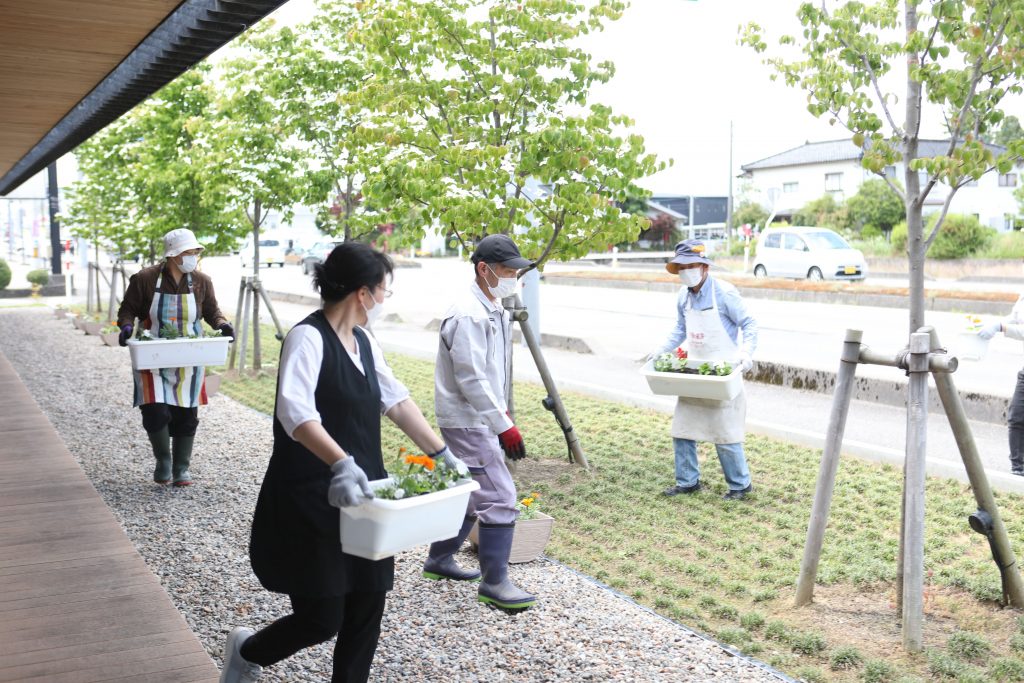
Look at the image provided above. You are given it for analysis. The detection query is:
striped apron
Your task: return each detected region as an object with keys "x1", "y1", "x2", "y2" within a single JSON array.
[{"x1": 132, "y1": 272, "x2": 208, "y2": 408}]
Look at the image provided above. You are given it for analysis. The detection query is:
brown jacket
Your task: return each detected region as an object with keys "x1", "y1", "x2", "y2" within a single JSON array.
[{"x1": 116, "y1": 263, "x2": 228, "y2": 331}]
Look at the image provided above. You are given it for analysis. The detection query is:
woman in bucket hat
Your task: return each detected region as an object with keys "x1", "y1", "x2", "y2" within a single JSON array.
[
  {"x1": 651, "y1": 239, "x2": 759, "y2": 500},
  {"x1": 116, "y1": 228, "x2": 233, "y2": 486}
]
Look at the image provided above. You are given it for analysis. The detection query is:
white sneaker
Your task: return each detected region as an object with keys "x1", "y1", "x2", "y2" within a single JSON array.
[{"x1": 219, "y1": 627, "x2": 262, "y2": 683}]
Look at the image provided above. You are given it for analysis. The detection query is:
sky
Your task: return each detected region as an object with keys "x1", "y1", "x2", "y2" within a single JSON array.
[{"x1": 266, "y1": 0, "x2": 1024, "y2": 198}]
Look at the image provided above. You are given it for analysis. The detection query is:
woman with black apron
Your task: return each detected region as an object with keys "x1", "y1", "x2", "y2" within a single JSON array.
[{"x1": 219, "y1": 242, "x2": 466, "y2": 683}]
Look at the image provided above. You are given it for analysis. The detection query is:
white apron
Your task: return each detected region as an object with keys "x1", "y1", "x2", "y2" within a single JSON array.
[
  {"x1": 671, "y1": 283, "x2": 746, "y2": 444},
  {"x1": 132, "y1": 272, "x2": 207, "y2": 408}
]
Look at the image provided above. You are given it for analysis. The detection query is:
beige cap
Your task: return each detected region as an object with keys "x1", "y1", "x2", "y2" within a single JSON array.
[{"x1": 163, "y1": 228, "x2": 204, "y2": 258}]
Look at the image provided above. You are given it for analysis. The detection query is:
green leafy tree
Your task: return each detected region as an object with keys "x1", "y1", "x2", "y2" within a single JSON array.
[
  {"x1": 209, "y1": 29, "x2": 306, "y2": 274},
  {"x1": 996, "y1": 114, "x2": 1024, "y2": 148},
  {"x1": 351, "y1": 0, "x2": 664, "y2": 267},
  {"x1": 743, "y1": 1, "x2": 1024, "y2": 333},
  {"x1": 792, "y1": 194, "x2": 849, "y2": 232},
  {"x1": 846, "y1": 178, "x2": 906, "y2": 237},
  {"x1": 244, "y1": 7, "x2": 383, "y2": 241},
  {"x1": 732, "y1": 199, "x2": 770, "y2": 232}
]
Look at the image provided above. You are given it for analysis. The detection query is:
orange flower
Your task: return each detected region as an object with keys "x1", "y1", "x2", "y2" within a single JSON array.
[{"x1": 404, "y1": 454, "x2": 435, "y2": 470}]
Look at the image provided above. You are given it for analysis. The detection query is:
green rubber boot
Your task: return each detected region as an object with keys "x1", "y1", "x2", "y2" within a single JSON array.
[
  {"x1": 172, "y1": 434, "x2": 195, "y2": 487},
  {"x1": 148, "y1": 426, "x2": 172, "y2": 485}
]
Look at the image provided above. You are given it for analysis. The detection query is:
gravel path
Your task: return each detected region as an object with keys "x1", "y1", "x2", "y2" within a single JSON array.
[{"x1": 0, "y1": 309, "x2": 787, "y2": 682}]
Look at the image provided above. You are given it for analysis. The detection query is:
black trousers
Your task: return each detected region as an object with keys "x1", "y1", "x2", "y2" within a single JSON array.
[
  {"x1": 240, "y1": 592, "x2": 387, "y2": 683},
  {"x1": 1008, "y1": 370, "x2": 1024, "y2": 471},
  {"x1": 139, "y1": 403, "x2": 199, "y2": 437}
]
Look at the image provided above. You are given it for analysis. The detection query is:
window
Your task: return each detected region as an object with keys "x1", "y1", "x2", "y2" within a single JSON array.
[
  {"x1": 763, "y1": 232, "x2": 782, "y2": 248},
  {"x1": 824, "y1": 172, "x2": 843, "y2": 192},
  {"x1": 783, "y1": 234, "x2": 807, "y2": 251},
  {"x1": 999, "y1": 173, "x2": 1018, "y2": 187},
  {"x1": 783, "y1": 182, "x2": 799, "y2": 193},
  {"x1": 883, "y1": 165, "x2": 897, "y2": 179},
  {"x1": 1005, "y1": 214, "x2": 1017, "y2": 231}
]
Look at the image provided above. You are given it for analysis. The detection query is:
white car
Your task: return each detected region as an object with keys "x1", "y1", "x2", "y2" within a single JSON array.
[
  {"x1": 753, "y1": 227, "x2": 867, "y2": 281},
  {"x1": 239, "y1": 236, "x2": 286, "y2": 269}
]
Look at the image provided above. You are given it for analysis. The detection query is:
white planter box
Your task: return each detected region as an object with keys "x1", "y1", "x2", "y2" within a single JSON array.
[
  {"x1": 126, "y1": 337, "x2": 231, "y2": 371},
  {"x1": 954, "y1": 332, "x2": 989, "y2": 362},
  {"x1": 641, "y1": 359, "x2": 743, "y2": 401},
  {"x1": 340, "y1": 477, "x2": 480, "y2": 561}
]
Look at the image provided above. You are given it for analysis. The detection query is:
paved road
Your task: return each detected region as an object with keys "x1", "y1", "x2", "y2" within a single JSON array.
[{"x1": 196, "y1": 255, "x2": 1024, "y2": 494}]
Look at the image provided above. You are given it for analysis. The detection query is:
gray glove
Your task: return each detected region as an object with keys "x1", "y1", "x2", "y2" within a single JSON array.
[
  {"x1": 328, "y1": 457, "x2": 374, "y2": 508},
  {"x1": 429, "y1": 446, "x2": 469, "y2": 477},
  {"x1": 978, "y1": 321, "x2": 1003, "y2": 340}
]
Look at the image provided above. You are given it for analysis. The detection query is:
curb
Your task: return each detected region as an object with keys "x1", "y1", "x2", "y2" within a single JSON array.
[
  {"x1": 543, "y1": 275, "x2": 1015, "y2": 315},
  {"x1": 750, "y1": 360, "x2": 1009, "y2": 425},
  {"x1": 0, "y1": 284, "x2": 66, "y2": 298}
]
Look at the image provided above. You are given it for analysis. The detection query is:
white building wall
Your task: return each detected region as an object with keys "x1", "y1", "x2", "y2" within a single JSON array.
[{"x1": 746, "y1": 160, "x2": 1022, "y2": 231}]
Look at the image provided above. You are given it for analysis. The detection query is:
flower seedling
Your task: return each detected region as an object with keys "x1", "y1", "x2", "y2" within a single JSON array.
[
  {"x1": 516, "y1": 492, "x2": 541, "y2": 520},
  {"x1": 377, "y1": 447, "x2": 462, "y2": 500}
]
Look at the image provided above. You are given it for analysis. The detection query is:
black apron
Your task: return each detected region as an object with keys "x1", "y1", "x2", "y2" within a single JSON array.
[{"x1": 249, "y1": 312, "x2": 392, "y2": 597}]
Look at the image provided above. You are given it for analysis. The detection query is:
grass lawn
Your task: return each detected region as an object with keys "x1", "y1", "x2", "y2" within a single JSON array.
[{"x1": 216, "y1": 324, "x2": 1024, "y2": 683}]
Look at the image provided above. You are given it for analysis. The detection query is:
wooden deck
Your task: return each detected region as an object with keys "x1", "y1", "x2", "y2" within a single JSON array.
[{"x1": 0, "y1": 350, "x2": 220, "y2": 682}]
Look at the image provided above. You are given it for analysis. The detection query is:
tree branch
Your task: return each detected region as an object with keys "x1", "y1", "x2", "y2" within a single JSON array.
[{"x1": 923, "y1": 186, "x2": 960, "y2": 251}]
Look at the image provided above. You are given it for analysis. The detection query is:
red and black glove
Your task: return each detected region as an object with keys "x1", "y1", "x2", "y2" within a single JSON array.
[{"x1": 498, "y1": 425, "x2": 527, "y2": 461}]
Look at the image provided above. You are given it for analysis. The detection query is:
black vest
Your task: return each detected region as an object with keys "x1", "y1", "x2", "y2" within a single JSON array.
[{"x1": 250, "y1": 312, "x2": 393, "y2": 596}]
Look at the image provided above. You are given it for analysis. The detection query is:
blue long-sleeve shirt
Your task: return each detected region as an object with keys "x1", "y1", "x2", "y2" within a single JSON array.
[{"x1": 658, "y1": 275, "x2": 758, "y2": 357}]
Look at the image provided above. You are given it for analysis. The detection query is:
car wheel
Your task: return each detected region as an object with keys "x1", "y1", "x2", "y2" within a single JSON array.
[
  {"x1": 807, "y1": 267, "x2": 823, "y2": 281},
  {"x1": 754, "y1": 265, "x2": 767, "y2": 278}
]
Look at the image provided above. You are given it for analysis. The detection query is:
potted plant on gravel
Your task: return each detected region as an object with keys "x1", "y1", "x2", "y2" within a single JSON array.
[
  {"x1": 468, "y1": 493, "x2": 554, "y2": 564},
  {"x1": 100, "y1": 322, "x2": 122, "y2": 347},
  {"x1": 338, "y1": 449, "x2": 479, "y2": 561},
  {"x1": 126, "y1": 325, "x2": 231, "y2": 370}
]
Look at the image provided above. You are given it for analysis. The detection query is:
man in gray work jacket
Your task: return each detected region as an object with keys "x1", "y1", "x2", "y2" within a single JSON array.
[{"x1": 422, "y1": 234, "x2": 536, "y2": 610}]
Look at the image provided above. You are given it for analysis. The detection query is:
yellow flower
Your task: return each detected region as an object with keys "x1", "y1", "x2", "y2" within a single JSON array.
[{"x1": 521, "y1": 497, "x2": 534, "y2": 507}]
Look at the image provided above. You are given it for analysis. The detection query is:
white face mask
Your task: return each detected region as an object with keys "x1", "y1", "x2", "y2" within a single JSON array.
[
  {"x1": 178, "y1": 254, "x2": 199, "y2": 273},
  {"x1": 362, "y1": 296, "x2": 384, "y2": 327},
  {"x1": 679, "y1": 268, "x2": 704, "y2": 288},
  {"x1": 486, "y1": 265, "x2": 518, "y2": 299}
]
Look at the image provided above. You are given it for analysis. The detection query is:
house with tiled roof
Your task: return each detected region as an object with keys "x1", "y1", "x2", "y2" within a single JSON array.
[{"x1": 740, "y1": 139, "x2": 1022, "y2": 231}]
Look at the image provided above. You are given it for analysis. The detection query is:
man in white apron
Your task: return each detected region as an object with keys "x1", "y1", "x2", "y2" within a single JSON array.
[
  {"x1": 116, "y1": 228, "x2": 233, "y2": 486},
  {"x1": 654, "y1": 240, "x2": 758, "y2": 500}
]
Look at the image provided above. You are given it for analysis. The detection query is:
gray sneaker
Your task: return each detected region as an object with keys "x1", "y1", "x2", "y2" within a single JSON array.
[
  {"x1": 1012, "y1": 468, "x2": 1024, "y2": 477},
  {"x1": 662, "y1": 482, "x2": 701, "y2": 496},
  {"x1": 220, "y1": 627, "x2": 262, "y2": 683}
]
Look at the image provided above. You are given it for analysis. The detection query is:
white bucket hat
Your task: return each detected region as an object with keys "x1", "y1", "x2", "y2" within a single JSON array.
[{"x1": 163, "y1": 228, "x2": 204, "y2": 258}]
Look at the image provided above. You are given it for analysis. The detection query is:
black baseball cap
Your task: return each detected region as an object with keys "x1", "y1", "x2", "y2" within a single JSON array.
[{"x1": 471, "y1": 234, "x2": 532, "y2": 268}]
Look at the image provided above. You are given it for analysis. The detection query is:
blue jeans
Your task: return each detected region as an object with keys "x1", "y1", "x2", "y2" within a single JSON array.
[{"x1": 673, "y1": 438, "x2": 751, "y2": 491}]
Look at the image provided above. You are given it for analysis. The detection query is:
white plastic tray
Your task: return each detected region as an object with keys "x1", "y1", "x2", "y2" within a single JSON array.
[
  {"x1": 126, "y1": 337, "x2": 231, "y2": 371},
  {"x1": 641, "y1": 359, "x2": 743, "y2": 401},
  {"x1": 340, "y1": 477, "x2": 480, "y2": 560}
]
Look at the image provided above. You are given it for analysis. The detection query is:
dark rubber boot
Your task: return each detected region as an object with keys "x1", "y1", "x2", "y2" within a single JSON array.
[
  {"x1": 148, "y1": 426, "x2": 172, "y2": 484},
  {"x1": 172, "y1": 434, "x2": 195, "y2": 487},
  {"x1": 423, "y1": 516, "x2": 481, "y2": 581},
  {"x1": 477, "y1": 523, "x2": 536, "y2": 610},
  {"x1": 1010, "y1": 426, "x2": 1024, "y2": 474}
]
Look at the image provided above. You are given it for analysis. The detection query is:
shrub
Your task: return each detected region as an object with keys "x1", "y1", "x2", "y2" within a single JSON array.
[
  {"x1": 830, "y1": 645, "x2": 865, "y2": 670},
  {"x1": 739, "y1": 612, "x2": 766, "y2": 630},
  {"x1": 794, "y1": 665, "x2": 827, "y2": 683},
  {"x1": 947, "y1": 630, "x2": 991, "y2": 663},
  {"x1": 991, "y1": 656, "x2": 1024, "y2": 682},
  {"x1": 764, "y1": 619, "x2": 789, "y2": 642},
  {"x1": 715, "y1": 627, "x2": 748, "y2": 646},
  {"x1": 0, "y1": 259, "x2": 10, "y2": 290},
  {"x1": 891, "y1": 221, "x2": 908, "y2": 252},
  {"x1": 928, "y1": 213, "x2": 995, "y2": 259},
  {"x1": 790, "y1": 631, "x2": 827, "y2": 655},
  {"x1": 26, "y1": 269, "x2": 49, "y2": 286},
  {"x1": 975, "y1": 230, "x2": 1024, "y2": 259},
  {"x1": 1011, "y1": 633, "x2": 1024, "y2": 653},
  {"x1": 860, "y1": 659, "x2": 895, "y2": 683},
  {"x1": 927, "y1": 649, "x2": 967, "y2": 678}
]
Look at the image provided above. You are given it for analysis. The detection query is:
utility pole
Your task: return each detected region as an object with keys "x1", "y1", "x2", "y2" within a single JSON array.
[
  {"x1": 726, "y1": 120, "x2": 734, "y2": 252},
  {"x1": 47, "y1": 163, "x2": 62, "y2": 276}
]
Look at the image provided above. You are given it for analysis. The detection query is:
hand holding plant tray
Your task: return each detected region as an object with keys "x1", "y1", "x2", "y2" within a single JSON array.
[
  {"x1": 338, "y1": 447, "x2": 479, "y2": 561},
  {"x1": 642, "y1": 348, "x2": 743, "y2": 401}
]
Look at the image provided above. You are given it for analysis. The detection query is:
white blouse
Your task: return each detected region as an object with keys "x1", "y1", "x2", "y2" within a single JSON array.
[{"x1": 275, "y1": 324, "x2": 411, "y2": 439}]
